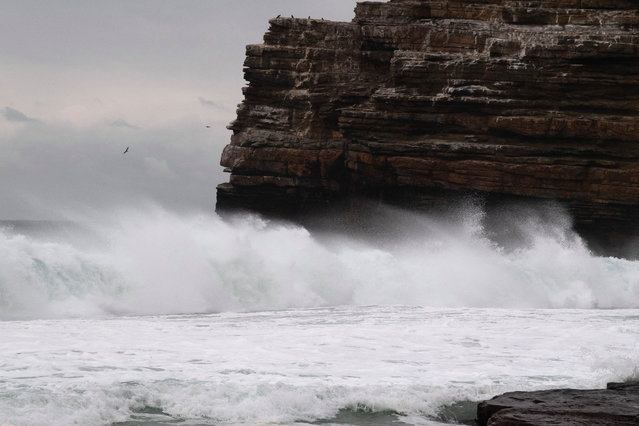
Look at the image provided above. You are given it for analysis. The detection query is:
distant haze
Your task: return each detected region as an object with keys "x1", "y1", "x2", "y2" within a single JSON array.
[{"x1": 1, "y1": 1, "x2": 380, "y2": 219}]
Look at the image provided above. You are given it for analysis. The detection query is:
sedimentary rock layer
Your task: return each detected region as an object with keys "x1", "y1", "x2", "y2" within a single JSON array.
[
  {"x1": 477, "y1": 382, "x2": 639, "y2": 425},
  {"x1": 217, "y1": 0, "x2": 639, "y2": 249}
]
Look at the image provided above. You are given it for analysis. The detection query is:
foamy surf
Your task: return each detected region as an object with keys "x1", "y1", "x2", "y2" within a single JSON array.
[
  {"x1": 1, "y1": 205, "x2": 639, "y2": 320},
  {"x1": 1, "y1": 306, "x2": 638, "y2": 426},
  {"x1": 2, "y1": 206, "x2": 639, "y2": 425}
]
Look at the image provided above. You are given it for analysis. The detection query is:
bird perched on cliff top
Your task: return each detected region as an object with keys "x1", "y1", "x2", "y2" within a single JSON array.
[
  {"x1": 276, "y1": 14, "x2": 280, "y2": 18},
  {"x1": 123, "y1": 147, "x2": 129, "y2": 154},
  {"x1": 291, "y1": 15, "x2": 294, "y2": 18}
]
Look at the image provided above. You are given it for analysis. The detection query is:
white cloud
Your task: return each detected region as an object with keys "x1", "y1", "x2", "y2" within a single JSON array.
[{"x1": 144, "y1": 156, "x2": 178, "y2": 180}]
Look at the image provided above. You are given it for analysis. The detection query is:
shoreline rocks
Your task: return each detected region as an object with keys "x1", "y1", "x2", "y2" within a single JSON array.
[{"x1": 477, "y1": 382, "x2": 639, "y2": 425}]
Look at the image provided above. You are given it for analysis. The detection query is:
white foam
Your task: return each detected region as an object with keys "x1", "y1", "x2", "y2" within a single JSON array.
[
  {"x1": 1, "y1": 205, "x2": 639, "y2": 320},
  {"x1": 0, "y1": 307, "x2": 638, "y2": 425},
  {"x1": 3, "y1": 206, "x2": 638, "y2": 425}
]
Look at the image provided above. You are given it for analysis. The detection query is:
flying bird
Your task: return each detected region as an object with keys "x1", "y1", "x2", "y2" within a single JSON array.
[
  {"x1": 123, "y1": 147, "x2": 129, "y2": 154},
  {"x1": 205, "y1": 125, "x2": 211, "y2": 128}
]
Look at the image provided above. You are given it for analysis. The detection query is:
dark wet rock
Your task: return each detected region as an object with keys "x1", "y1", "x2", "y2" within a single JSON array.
[
  {"x1": 477, "y1": 382, "x2": 639, "y2": 426},
  {"x1": 216, "y1": 0, "x2": 639, "y2": 254}
]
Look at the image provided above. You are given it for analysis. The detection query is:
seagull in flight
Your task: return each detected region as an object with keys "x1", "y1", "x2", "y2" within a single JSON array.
[{"x1": 123, "y1": 146, "x2": 129, "y2": 154}]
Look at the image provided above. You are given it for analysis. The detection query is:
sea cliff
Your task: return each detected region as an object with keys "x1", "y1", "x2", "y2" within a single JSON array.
[{"x1": 217, "y1": 0, "x2": 639, "y2": 252}]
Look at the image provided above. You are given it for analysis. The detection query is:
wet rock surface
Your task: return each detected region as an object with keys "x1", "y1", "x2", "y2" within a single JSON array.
[
  {"x1": 477, "y1": 382, "x2": 639, "y2": 425},
  {"x1": 217, "y1": 0, "x2": 639, "y2": 252}
]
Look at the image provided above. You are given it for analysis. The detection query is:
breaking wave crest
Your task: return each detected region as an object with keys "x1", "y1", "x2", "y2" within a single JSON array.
[{"x1": 2, "y1": 204, "x2": 639, "y2": 319}]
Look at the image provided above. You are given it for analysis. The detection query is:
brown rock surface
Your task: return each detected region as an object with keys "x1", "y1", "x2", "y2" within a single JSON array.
[
  {"x1": 477, "y1": 382, "x2": 639, "y2": 425},
  {"x1": 217, "y1": 0, "x2": 639, "y2": 252}
]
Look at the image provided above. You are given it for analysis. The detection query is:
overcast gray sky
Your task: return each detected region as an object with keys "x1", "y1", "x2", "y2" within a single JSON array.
[{"x1": 0, "y1": 0, "x2": 372, "y2": 219}]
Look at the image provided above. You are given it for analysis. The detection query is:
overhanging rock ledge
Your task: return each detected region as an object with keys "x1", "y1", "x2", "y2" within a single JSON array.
[{"x1": 217, "y1": 0, "x2": 639, "y2": 253}]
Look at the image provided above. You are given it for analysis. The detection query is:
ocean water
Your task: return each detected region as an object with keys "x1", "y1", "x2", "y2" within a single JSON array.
[{"x1": 1, "y1": 205, "x2": 639, "y2": 426}]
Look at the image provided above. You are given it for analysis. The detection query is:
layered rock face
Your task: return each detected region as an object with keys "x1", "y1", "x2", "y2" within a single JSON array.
[{"x1": 217, "y1": 0, "x2": 639, "y2": 249}]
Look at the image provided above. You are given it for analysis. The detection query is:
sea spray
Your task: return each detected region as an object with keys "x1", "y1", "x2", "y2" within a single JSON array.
[{"x1": 1, "y1": 204, "x2": 639, "y2": 320}]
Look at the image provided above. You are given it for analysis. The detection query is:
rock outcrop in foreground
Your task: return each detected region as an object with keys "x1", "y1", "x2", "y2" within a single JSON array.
[
  {"x1": 477, "y1": 382, "x2": 639, "y2": 425},
  {"x1": 217, "y1": 0, "x2": 639, "y2": 250}
]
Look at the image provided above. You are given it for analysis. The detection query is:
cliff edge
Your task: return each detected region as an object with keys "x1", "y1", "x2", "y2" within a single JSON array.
[{"x1": 217, "y1": 0, "x2": 639, "y2": 252}]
